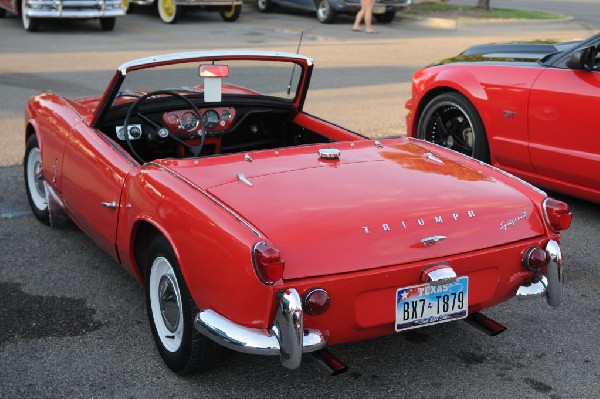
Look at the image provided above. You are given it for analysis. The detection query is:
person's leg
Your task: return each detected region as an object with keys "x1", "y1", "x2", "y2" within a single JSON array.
[
  {"x1": 364, "y1": 0, "x2": 377, "y2": 33},
  {"x1": 353, "y1": 0, "x2": 368, "y2": 30}
]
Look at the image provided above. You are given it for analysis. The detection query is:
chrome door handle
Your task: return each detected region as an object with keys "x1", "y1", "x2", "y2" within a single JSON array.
[{"x1": 101, "y1": 201, "x2": 118, "y2": 209}]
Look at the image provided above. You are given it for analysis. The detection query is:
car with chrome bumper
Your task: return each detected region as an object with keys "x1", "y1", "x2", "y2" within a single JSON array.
[
  {"x1": 0, "y1": 0, "x2": 124, "y2": 31},
  {"x1": 257, "y1": 0, "x2": 412, "y2": 24},
  {"x1": 24, "y1": 50, "x2": 571, "y2": 374}
]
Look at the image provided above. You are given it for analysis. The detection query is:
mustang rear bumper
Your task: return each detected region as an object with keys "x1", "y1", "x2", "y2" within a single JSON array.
[
  {"x1": 195, "y1": 288, "x2": 326, "y2": 370},
  {"x1": 516, "y1": 239, "x2": 563, "y2": 306}
]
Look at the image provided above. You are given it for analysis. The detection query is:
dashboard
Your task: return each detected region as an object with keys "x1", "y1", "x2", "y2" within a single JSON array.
[{"x1": 162, "y1": 107, "x2": 236, "y2": 135}]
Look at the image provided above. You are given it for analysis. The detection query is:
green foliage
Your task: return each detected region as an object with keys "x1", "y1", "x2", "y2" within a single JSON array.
[{"x1": 404, "y1": 3, "x2": 565, "y2": 19}]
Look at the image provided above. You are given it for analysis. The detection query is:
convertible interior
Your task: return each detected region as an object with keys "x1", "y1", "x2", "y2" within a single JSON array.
[{"x1": 97, "y1": 91, "x2": 357, "y2": 163}]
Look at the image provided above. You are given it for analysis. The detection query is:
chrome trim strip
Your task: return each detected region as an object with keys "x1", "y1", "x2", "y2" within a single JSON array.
[
  {"x1": 544, "y1": 239, "x2": 563, "y2": 307},
  {"x1": 194, "y1": 288, "x2": 326, "y2": 369},
  {"x1": 118, "y1": 51, "x2": 314, "y2": 75},
  {"x1": 146, "y1": 162, "x2": 263, "y2": 238}
]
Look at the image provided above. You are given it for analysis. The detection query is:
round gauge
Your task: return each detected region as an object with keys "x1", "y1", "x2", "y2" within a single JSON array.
[
  {"x1": 167, "y1": 114, "x2": 179, "y2": 126},
  {"x1": 129, "y1": 126, "x2": 142, "y2": 139},
  {"x1": 221, "y1": 110, "x2": 231, "y2": 121},
  {"x1": 202, "y1": 110, "x2": 220, "y2": 129},
  {"x1": 180, "y1": 112, "x2": 199, "y2": 131}
]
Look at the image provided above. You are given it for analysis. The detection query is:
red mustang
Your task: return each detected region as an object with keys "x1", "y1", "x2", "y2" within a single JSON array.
[
  {"x1": 24, "y1": 51, "x2": 571, "y2": 375},
  {"x1": 406, "y1": 33, "x2": 600, "y2": 203}
]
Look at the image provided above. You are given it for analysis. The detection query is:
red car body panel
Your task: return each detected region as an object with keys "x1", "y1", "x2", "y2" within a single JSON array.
[
  {"x1": 406, "y1": 36, "x2": 600, "y2": 203},
  {"x1": 24, "y1": 51, "x2": 568, "y2": 371}
]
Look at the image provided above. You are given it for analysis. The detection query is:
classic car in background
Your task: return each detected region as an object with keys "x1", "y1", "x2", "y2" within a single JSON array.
[
  {"x1": 0, "y1": 0, "x2": 125, "y2": 31},
  {"x1": 257, "y1": 0, "x2": 412, "y2": 24},
  {"x1": 406, "y1": 32, "x2": 600, "y2": 203},
  {"x1": 24, "y1": 50, "x2": 571, "y2": 374},
  {"x1": 124, "y1": 0, "x2": 241, "y2": 23}
]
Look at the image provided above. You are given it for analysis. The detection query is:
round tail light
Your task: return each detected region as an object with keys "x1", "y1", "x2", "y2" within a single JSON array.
[
  {"x1": 252, "y1": 242, "x2": 285, "y2": 285},
  {"x1": 543, "y1": 198, "x2": 572, "y2": 232},
  {"x1": 522, "y1": 247, "x2": 548, "y2": 271},
  {"x1": 303, "y1": 288, "x2": 330, "y2": 316}
]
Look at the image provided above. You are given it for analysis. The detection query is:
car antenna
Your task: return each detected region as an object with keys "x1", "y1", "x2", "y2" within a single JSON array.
[{"x1": 287, "y1": 31, "x2": 304, "y2": 96}]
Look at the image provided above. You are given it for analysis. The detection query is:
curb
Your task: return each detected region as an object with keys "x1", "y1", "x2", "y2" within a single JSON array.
[{"x1": 400, "y1": 14, "x2": 574, "y2": 30}]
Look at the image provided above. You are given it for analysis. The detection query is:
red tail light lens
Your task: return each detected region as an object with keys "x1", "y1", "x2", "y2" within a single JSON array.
[
  {"x1": 252, "y1": 242, "x2": 285, "y2": 285},
  {"x1": 543, "y1": 198, "x2": 572, "y2": 232},
  {"x1": 522, "y1": 247, "x2": 548, "y2": 271},
  {"x1": 303, "y1": 288, "x2": 330, "y2": 316}
]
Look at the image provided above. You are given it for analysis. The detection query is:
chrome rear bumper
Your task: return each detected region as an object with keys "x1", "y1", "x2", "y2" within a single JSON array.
[
  {"x1": 195, "y1": 288, "x2": 326, "y2": 369},
  {"x1": 516, "y1": 239, "x2": 563, "y2": 307}
]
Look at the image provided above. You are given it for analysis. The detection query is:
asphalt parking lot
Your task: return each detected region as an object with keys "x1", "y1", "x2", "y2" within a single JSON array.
[{"x1": 1, "y1": 4, "x2": 599, "y2": 398}]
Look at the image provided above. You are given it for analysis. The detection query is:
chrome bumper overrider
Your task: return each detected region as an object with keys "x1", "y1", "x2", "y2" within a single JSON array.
[
  {"x1": 516, "y1": 239, "x2": 563, "y2": 307},
  {"x1": 195, "y1": 288, "x2": 327, "y2": 369}
]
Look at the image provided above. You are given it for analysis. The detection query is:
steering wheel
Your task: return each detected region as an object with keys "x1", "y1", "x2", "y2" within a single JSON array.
[{"x1": 123, "y1": 90, "x2": 205, "y2": 164}]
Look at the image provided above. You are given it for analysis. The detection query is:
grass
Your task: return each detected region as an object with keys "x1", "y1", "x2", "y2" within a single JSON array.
[{"x1": 404, "y1": 3, "x2": 566, "y2": 20}]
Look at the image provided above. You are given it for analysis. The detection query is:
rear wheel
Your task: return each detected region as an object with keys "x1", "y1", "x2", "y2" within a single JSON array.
[
  {"x1": 146, "y1": 235, "x2": 220, "y2": 374},
  {"x1": 374, "y1": 10, "x2": 395, "y2": 23},
  {"x1": 100, "y1": 17, "x2": 116, "y2": 31},
  {"x1": 316, "y1": 0, "x2": 336, "y2": 23},
  {"x1": 158, "y1": 0, "x2": 179, "y2": 23},
  {"x1": 21, "y1": 0, "x2": 40, "y2": 32},
  {"x1": 256, "y1": 0, "x2": 272, "y2": 12},
  {"x1": 417, "y1": 92, "x2": 490, "y2": 162},
  {"x1": 0, "y1": 8, "x2": 6, "y2": 18},
  {"x1": 24, "y1": 135, "x2": 49, "y2": 224},
  {"x1": 220, "y1": 4, "x2": 241, "y2": 22}
]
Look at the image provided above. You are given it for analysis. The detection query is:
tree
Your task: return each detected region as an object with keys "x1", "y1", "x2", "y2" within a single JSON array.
[{"x1": 476, "y1": 0, "x2": 490, "y2": 10}]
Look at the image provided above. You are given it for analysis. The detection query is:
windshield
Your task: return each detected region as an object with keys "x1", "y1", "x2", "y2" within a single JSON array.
[{"x1": 115, "y1": 59, "x2": 304, "y2": 104}]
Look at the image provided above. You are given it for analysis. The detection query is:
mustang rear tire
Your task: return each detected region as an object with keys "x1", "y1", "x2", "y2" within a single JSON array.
[
  {"x1": 257, "y1": 0, "x2": 272, "y2": 12},
  {"x1": 417, "y1": 92, "x2": 490, "y2": 163},
  {"x1": 316, "y1": 0, "x2": 336, "y2": 24},
  {"x1": 220, "y1": 4, "x2": 241, "y2": 22},
  {"x1": 146, "y1": 236, "x2": 220, "y2": 374},
  {"x1": 100, "y1": 17, "x2": 116, "y2": 31},
  {"x1": 24, "y1": 135, "x2": 49, "y2": 224},
  {"x1": 158, "y1": 0, "x2": 179, "y2": 23}
]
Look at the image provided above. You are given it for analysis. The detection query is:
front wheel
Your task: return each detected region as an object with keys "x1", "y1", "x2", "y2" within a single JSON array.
[
  {"x1": 220, "y1": 4, "x2": 241, "y2": 22},
  {"x1": 316, "y1": 0, "x2": 336, "y2": 24},
  {"x1": 100, "y1": 17, "x2": 116, "y2": 31},
  {"x1": 146, "y1": 235, "x2": 220, "y2": 374},
  {"x1": 374, "y1": 10, "x2": 395, "y2": 23},
  {"x1": 417, "y1": 92, "x2": 490, "y2": 162},
  {"x1": 256, "y1": 0, "x2": 272, "y2": 12},
  {"x1": 158, "y1": 0, "x2": 179, "y2": 23},
  {"x1": 21, "y1": 0, "x2": 40, "y2": 31},
  {"x1": 24, "y1": 135, "x2": 49, "y2": 224}
]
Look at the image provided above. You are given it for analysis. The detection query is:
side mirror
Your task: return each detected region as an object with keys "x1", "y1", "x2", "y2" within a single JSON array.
[{"x1": 565, "y1": 45, "x2": 597, "y2": 71}]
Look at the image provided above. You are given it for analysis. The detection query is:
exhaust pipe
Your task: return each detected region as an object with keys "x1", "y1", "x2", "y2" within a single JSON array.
[
  {"x1": 313, "y1": 349, "x2": 348, "y2": 376},
  {"x1": 464, "y1": 312, "x2": 507, "y2": 336}
]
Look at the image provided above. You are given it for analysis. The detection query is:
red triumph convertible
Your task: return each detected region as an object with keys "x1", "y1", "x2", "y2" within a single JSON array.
[
  {"x1": 24, "y1": 50, "x2": 571, "y2": 375},
  {"x1": 406, "y1": 32, "x2": 600, "y2": 204}
]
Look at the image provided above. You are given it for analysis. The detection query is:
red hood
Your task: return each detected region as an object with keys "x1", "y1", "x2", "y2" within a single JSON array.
[{"x1": 157, "y1": 139, "x2": 545, "y2": 279}]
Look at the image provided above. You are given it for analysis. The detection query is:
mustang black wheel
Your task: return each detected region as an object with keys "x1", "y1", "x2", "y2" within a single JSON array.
[
  {"x1": 316, "y1": 0, "x2": 336, "y2": 24},
  {"x1": 100, "y1": 17, "x2": 116, "y2": 31},
  {"x1": 257, "y1": 0, "x2": 272, "y2": 12},
  {"x1": 158, "y1": 0, "x2": 179, "y2": 23},
  {"x1": 146, "y1": 235, "x2": 221, "y2": 374},
  {"x1": 220, "y1": 4, "x2": 241, "y2": 22},
  {"x1": 417, "y1": 92, "x2": 490, "y2": 162},
  {"x1": 21, "y1": 0, "x2": 40, "y2": 32},
  {"x1": 374, "y1": 10, "x2": 395, "y2": 23},
  {"x1": 24, "y1": 135, "x2": 49, "y2": 224}
]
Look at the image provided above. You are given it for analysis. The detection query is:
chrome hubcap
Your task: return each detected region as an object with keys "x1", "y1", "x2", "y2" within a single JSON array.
[
  {"x1": 159, "y1": 275, "x2": 180, "y2": 333},
  {"x1": 318, "y1": 1, "x2": 329, "y2": 19},
  {"x1": 27, "y1": 147, "x2": 47, "y2": 211}
]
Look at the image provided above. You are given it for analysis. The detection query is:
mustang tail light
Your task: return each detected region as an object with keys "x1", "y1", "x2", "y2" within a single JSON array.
[
  {"x1": 302, "y1": 288, "x2": 330, "y2": 316},
  {"x1": 253, "y1": 242, "x2": 285, "y2": 285},
  {"x1": 543, "y1": 198, "x2": 572, "y2": 232},
  {"x1": 522, "y1": 247, "x2": 548, "y2": 272}
]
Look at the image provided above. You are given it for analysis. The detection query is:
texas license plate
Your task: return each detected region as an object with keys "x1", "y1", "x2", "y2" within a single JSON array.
[
  {"x1": 395, "y1": 277, "x2": 468, "y2": 331},
  {"x1": 373, "y1": 5, "x2": 386, "y2": 14}
]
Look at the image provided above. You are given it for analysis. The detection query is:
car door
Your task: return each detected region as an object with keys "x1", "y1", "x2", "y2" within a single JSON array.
[
  {"x1": 527, "y1": 59, "x2": 600, "y2": 191},
  {"x1": 61, "y1": 123, "x2": 137, "y2": 261}
]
